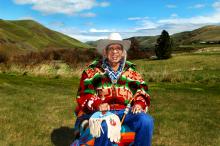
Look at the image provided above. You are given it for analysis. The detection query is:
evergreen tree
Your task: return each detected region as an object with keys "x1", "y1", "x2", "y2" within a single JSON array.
[{"x1": 155, "y1": 30, "x2": 173, "y2": 59}]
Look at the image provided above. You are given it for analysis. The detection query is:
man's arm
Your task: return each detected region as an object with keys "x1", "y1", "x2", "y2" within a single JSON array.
[{"x1": 76, "y1": 70, "x2": 102, "y2": 113}]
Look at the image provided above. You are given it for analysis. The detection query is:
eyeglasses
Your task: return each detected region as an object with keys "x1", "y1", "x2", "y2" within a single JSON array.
[{"x1": 107, "y1": 47, "x2": 123, "y2": 53}]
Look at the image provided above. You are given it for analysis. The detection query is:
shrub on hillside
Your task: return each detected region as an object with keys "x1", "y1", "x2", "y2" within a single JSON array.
[
  {"x1": 9, "y1": 48, "x2": 101, "y2": 67},
  {"x1": 127, "y1": 37, "x2": 153, "y2": 59},
  {"x1": 0, "y1": 53, "x2": 8, "y2": 63},
  {"x1": 10, "y1": 52, "x2": 44, "y2": 66}
]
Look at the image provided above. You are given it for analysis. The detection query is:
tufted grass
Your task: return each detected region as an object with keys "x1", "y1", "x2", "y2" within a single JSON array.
[{"x1": 133, "y1": 50, "x2": 220, "y2": 83}]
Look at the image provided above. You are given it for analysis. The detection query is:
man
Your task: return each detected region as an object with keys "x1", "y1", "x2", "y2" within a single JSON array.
[{"x1": 73, "y1": 33, "x2": 154, "y2": 146}]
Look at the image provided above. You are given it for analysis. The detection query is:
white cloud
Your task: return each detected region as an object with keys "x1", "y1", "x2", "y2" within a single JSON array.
[
  {"x1": 157, "y1": 24, "x2": 206, "y2": 35},
  {"x1": 99, "y1": 1, "x2": 110, "y2": 7},
  {"x1": 80, "y1": 12, "x2": 96, "y2": 18},
  {"x1": 189, "y1": 4, "x2": 205, "y2": 9},
  {"x1": 128, "y1": 17, "x2": 148, "y2": 21},
  {"x1": 166, "y1": 4, "x2": 177, "y2": 8},
  {"x1": 135, "y1": 19, "x2": 158, "y2": 30},
  {"x1": 128, "y1": 17, "x2": 142, "y2": 21},
  {"x1": 128, "y1": 17, "x2": 158, "y2": 29},
  {"x1": 158, "y1": 13, "x2": 220, "y2": 25},
  {"x1": 213, "y1": 0, "x2": 220, "y2": 11},
  {"x1": 89, "y1": 28, "x2": 113, "y2": 33},
  {"x1": 58, "y1": 27, "x2": 108, "y2": 42},
  {"x1": 58, "y1": 27, "x2": 137, "y2": 42},
  {"x1": 69, "y1": 34, "x2": 107, "y2": 42},
  {"x1": 170, "y1": 13, "x2": 178, "y2": 17},
  {"x1": 13, "y1": 0, "x2": 110, "y2": 15}
]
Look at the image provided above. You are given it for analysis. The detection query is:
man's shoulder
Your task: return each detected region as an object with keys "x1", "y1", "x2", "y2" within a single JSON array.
[
  {"x1": 125, "y1": 60, "x2": 136, "y2": 70},
  {"x1": 83, "y1": 59, "x2": 103, "y2": 76},
  {"x1": 86, "y1": 59, "x2": 102, "y2": 69}
]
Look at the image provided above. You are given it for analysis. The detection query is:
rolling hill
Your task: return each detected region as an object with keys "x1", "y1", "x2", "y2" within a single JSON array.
[
  {"x1": 0, "y1": 19, "x2": 90, "y2": 56},
  {"x1": 86, "y1": 25, "x2": 220, "y2": 50},
  {"x1": 139, "y1": 25, "x2": 220, "y2": 49},
  {"x1": 172, "y1": 25, "x2": 220, "y2": 45}
]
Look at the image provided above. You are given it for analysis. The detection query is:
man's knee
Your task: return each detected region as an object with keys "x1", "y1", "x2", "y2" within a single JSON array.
[
  {"x1": 100, "y1": 121, "x2": 108, "y2": 133},
  {"x1": 137, "y1": 113, "x2": 154, "y2": 129}
]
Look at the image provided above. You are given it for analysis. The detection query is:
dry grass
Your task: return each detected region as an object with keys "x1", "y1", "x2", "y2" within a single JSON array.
[
  {"x1": 0, "y1": 61, "x2": 85, "y2": 78},
  {"x1": 134, "y1": 50, "x2": 220, "y2": 83}
]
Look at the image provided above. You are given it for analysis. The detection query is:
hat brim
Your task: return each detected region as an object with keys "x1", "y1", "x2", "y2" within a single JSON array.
[{"x1": 97, "y1": 39, "x2": 131, "y2": 54}]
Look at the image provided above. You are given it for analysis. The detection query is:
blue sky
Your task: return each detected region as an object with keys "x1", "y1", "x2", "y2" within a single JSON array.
[{"x1": 1, "y1": 0, "x2": 220, "y2": 42}]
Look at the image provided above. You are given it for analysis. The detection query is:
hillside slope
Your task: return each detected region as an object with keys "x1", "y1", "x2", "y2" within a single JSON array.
[
  {"x1": 172, "y1": 25, "x2": 220, "y2": 45},
  {"x1": 140, "y1": 25, "x2": 220, "y2": 48},
  {"x1": 0, "y1": 19, "x2": 90, "y2": 55}
]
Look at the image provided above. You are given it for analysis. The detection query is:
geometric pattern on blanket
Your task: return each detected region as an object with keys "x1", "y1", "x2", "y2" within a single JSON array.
[{"x1": 71, "y1": 124, "x2": 135, "y2": 146}]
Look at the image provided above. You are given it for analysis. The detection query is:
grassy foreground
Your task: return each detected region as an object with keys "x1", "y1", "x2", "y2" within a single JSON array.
[
  {"x1": 0, "y1": 74, "x2": 78, "y2": 146},
  {"x1": 0, "y1": 74, "x2": 219, "y2": 146},
  {"x1": 0, "y1": 51, "x2": 220, "y2": 146}
]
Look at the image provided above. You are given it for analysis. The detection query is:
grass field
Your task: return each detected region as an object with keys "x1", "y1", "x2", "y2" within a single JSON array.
[
  {"x1": 0, "y1": 74, "x2": 78, "y2": 146},
  {"x1": 0, "y1": 50, "x2": 220, "y2": 146}
]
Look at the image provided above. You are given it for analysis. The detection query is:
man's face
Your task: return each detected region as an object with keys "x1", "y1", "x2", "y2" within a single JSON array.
[{"x1": 106, "y1": 44, "x2": 124, "y2": 64}]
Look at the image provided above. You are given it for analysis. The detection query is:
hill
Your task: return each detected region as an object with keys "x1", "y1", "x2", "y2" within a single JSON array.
[
  {"x1": 0, "y1": 19, "x2": 90, "y2": 56},
  {"x1": 86, "y1": 25, "x2": 220, "y2": 50},
  {"x1": 172, "y1": 25, "x2": 220, "y2": 45},
  {"x1": 140, "y1": 25, "x2": 220, "y2": 49},
  {"x1": 129, "y1": 36, "x2": 158, "y2": 49},
  {"x1": 86, "y1": 36, "x2": 158, "y2": 50}
]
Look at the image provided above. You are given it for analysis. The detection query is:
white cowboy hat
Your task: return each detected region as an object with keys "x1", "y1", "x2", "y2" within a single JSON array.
[{"x1": 96, "y1": 33, "x2": 131, "y2": 54}]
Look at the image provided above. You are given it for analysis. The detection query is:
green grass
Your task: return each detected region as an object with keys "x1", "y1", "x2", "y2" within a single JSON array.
[
  {"x1": 0, "y1": 51, "x2": 220, "y2": 146},
  {"x1": 0, "y1": 74, "x2": 79, "y2": 146},
  {"x1": 134, "y1": 51, "x2": 220, "y2": 83},
  {"x1": 0, "y1": 74, "x2": 219, "y2": 146},
  {"x1": 150, "y1": 82, "x2": 220, "y2": 146}
]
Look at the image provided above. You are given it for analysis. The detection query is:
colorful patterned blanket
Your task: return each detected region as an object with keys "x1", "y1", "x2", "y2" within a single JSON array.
[{"x1": 71, "y1": 110, "x2": 135, "y2": 146}]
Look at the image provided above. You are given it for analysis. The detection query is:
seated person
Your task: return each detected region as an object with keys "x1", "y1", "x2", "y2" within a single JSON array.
[{"x1": 73, "y1": 33, "x2": 154, "y2": 146}]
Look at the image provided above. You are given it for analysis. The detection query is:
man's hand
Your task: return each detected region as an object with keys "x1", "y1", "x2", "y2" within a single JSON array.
[
  {"x1": 98, "y1": 103, "x2": 110, "y2": 111},
  {"x1": 131, "y1": 104, "x2": 143, "y2": 114}
]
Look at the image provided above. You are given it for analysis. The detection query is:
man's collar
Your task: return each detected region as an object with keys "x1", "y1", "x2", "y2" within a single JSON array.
[{"x1": 88, "y1": 58, "x2": 136, "y2": 71}]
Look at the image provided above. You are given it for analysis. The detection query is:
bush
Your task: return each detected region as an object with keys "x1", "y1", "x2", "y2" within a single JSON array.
[
  {"x1": 9, "y1": 48, "x2": 101, "y2": 67},
  {"x1": 0, "y1": 53, "x2": 8, "y2": 63},
  {"x1": 127, "y1": 37, "x2": 154, "y2": 60}
]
